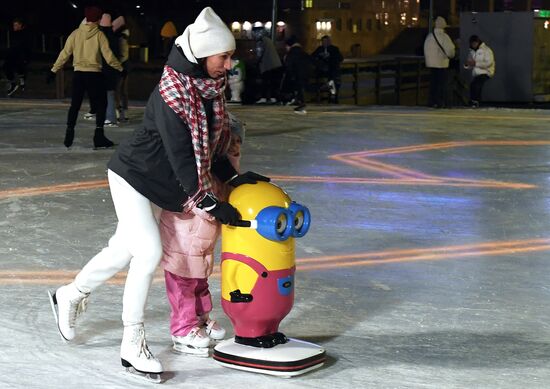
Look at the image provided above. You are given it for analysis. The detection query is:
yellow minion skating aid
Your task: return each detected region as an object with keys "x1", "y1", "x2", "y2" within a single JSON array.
[{"x1": 213, "y1": 181, "x2": 325, "y2": 377}]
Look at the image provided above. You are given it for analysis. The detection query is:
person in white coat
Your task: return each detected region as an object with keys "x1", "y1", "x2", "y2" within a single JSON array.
[
  {"x1": 464, "y1": 35, "x2": 495, "y2": 107},
  {"x1": 423, "y1": 16, "x2": 455, "y2": 108}
]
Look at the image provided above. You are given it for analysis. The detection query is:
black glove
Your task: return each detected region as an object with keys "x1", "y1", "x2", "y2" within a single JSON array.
[
  {"x1": 197, "y1": 193, "x2": 240, "y2": 225},
  {"x1": 208, "y1": 201, "x2": 240, "y2": 225},
  {"x1": 229, "y1": 171, "x2": 270, "y2": 187},
  {"x1": 46, "y1": 71, "x2": 56, "y2": 84}
]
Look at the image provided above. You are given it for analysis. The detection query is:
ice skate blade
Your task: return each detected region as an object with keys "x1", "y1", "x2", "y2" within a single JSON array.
[
  {"x1": 213, "y1": 337, "x2": 325, "y2": 377},
  {"x1": 122, "y1": 367, "x2": 162, "y2": 384},
  {"x1": 47, "y1": 290, "x2": 69, "y2": 343},
  {"x1": 172, "y1": 344, "x2": 210, "y2": 358},
  {"x1": 93, "y1": 144, "x2": 116, "y2": 151}
]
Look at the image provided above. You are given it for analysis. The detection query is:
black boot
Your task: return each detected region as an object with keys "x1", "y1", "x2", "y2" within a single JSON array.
[
  {"x1": 93, "y1": 127, "x2": 114, "y2": 149},
  {"x1": 64, "y1": 127, "x2": 75, "y2": 148}
]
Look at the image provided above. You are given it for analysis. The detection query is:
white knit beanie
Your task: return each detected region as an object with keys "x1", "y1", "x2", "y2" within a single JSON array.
[{"x1": 175, "y1": 7, "x2": 235, "y2": 64}]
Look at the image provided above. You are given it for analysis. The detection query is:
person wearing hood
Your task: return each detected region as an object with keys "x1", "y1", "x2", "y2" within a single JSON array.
[
  {"x1": 423, "y1": 16, "x2": 455, "y2": 108},
  {"x1": 49, "y1": 6, "x2": 123, "y2": 149},
  {"x1": 48, "y1": 7, "x2": 268, "y2": 382},
  {"x1": 464, "y1": 34, "x2": 495, "y2": 108}
]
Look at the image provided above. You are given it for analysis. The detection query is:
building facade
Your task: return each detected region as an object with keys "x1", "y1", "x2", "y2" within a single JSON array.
[
  {"x1": 294, "y1": 0, "x2": 420, "y2": 56},
  {"x1": 228, "y1": 0, "x2": 420, "y2": 57}
]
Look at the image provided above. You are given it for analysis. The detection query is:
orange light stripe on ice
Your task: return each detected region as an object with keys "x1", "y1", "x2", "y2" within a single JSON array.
[
  {"x1": 2, "y1": 239, "x2": 550, "y2": 285},
  {"x1": 296, "y1": 244, "x2": 550, "y2": 271},
  {"x1": 270, "y1": 175, "x2": 535, "y2": 189},
  {"x1": 0, "y1": 180, "x2": 109, "y2": 199},
  {"x1": 315, "y1": 109, "x2": 550, "y2": 122},
  {"x1": 0, "y1": 174, "x2": 535, "y2": 201},
  {"x1": 294, "y1": 238, "x2": 550, "y2": 264}
]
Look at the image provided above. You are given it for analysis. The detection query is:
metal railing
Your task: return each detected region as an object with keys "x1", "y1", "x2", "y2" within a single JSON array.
[{"x1": 313, "y1": 56, "x2": 431, "y2": 106}]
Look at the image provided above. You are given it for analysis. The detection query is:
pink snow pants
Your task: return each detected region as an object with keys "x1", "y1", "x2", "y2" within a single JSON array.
[{"x1": 164, "y1": 270, "x2": 212, "y2": 336}]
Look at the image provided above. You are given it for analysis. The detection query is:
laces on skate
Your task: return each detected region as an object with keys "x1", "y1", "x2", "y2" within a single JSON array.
[
  {"x1": 135, "y1": 327, "x2": 153, "y2": 359},
  {"x1": 69, "y1": 296, "x2": 88, "y2": 328}
]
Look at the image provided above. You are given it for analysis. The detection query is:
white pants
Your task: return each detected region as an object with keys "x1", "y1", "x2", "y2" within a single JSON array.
[{"x1": 75, "y1": 169, "x2": 162, "y2": 325}]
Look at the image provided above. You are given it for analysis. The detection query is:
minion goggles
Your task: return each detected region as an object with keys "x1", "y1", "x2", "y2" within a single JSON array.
[{"x1": 230, "y1": 202, "x2": 311, "y2": 241}]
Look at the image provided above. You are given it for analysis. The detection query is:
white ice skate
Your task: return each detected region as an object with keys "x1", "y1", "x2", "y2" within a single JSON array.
[
  {"x1": 47, "y1": 283, "x2": 89, "y2": 342},
  {"x1": 202, "y1": 317, "x2": 226, "y2": 341},
  {"x1": 121, "y1": 323, "x2": 163, "y2": 384},
  {"x1": 172, "y1": 327, "x2": 210, "y2": 357}
]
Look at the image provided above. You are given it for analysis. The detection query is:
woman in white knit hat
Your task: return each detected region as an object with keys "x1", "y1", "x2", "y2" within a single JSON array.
[{"x1": 48, "y1": 7, "x2": 268, "y2": 383}]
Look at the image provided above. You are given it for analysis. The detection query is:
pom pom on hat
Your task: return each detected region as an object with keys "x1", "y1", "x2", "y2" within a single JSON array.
[
  {"x1": 85, "y1": 6, "x2": 102, "y2": 23},
  {"x1": 175, "y1": 7, "x2": 235, "y2": 63},
  {"x1": 100, "y1": 13, "x2": 112, "y2": 28}
]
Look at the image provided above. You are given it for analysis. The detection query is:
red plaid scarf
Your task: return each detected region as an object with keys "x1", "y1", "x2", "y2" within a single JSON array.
[{"x1": 158, "y1": 65, "x2": 230, "y2": 209}]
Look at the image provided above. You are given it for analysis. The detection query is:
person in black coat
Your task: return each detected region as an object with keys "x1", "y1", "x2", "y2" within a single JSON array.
[
  {"x1": 283, "y1": 35, "x2": 311, "y2": 114},
  {"x1": 4, "y1": 18, "x2": 31, "y2": 96},
  {"x1": 311, "y1": 35, "x2": 343, "y2": 103}
]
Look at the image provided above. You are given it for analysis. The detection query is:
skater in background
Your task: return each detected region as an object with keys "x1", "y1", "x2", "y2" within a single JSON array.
[
  {"x1": 311, "y1": 35, "x2": 343, "y2": 103},
  {"x1": 3, "y1": 17, "x2": 31, "y2": 97},
  {"x1": 464, "y1": 34, "x2": 495, "y2": 108},
  {"x1": 113, "y1": 16, "x2": 130, "y2": 123},
  {"x1": 423, "y1": 16, "x2": 455, "y2": 108},
  {"x1": 48, "y1": 6, "x2": 122, "y2": 148},
  {"x1": 283, "y1": 35, "x2": 311, "y2": 114},
  {"x1": 160, "y1": 113, "x2": 245, "y2": 357},
  {"x1": 252, "y1": 26, "x2": 282, "y2": 104},
  {"x1": 98, "y1": 13, "x2": 121, "y2": 127},
  {"x1": 48, "y1": 7, "x2": 268, "y2": 382},
  {"x1": 86, "y1": 15, "x2": 129, "y2": 124}
]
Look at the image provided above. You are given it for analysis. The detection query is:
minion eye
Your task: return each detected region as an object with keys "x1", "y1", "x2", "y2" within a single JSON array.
[
  {"x1": 289, "y1": 202, "x2": 311, "y2": 238},
  {"x1": 276, "y1": 213, "x2": 288, "y2": 234},
  {"x1": 294, "y1": 211, "x2": 304, "y2": 230}
]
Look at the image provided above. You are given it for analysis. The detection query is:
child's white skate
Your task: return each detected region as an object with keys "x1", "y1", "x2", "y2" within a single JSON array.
[
  {"x1": 203, "y1": 318, "x2": 226, "y2": 341},
  {"x1": 121, "y1": 324, "x2": 163, "y2": 384},
  {"x1": 47, "y1": 283, "x2": 89, "y2": 342},
  {"x1": 172, "y1": 327, "x2": 210, "y2": 357}
]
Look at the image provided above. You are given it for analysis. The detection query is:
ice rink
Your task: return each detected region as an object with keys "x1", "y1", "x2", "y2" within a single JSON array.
[{"x1": 2, "y1": 100, "x2": 550, "y2": 388}]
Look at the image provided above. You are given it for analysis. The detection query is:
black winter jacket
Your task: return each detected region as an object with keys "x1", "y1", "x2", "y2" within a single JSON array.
[{"x1": 107, "y1": 45, "x2": 237, "y2": 212}]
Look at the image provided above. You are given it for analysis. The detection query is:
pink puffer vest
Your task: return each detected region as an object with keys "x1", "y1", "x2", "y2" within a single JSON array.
[{"x1": 159, "y1": 152, "x2": 240, "y2": 278}]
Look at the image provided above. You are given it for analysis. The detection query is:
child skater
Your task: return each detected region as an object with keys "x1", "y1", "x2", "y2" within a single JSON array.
[{"x1": 159, "y1": 113, "x2": 245, "y2": 357}]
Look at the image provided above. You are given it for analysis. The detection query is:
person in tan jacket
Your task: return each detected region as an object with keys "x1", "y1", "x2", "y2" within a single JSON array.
[{"x1": 49, "y1": 6, "x2": 122, "y2": 149}]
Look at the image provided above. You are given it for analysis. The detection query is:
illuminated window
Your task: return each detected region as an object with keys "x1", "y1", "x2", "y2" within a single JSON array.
[
  {"x1": 304, "y1": 0, "x2": 313, "y2": 8},
  {"x1": 315, "y1": 19, "x2": 332, "y2": 32}
]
